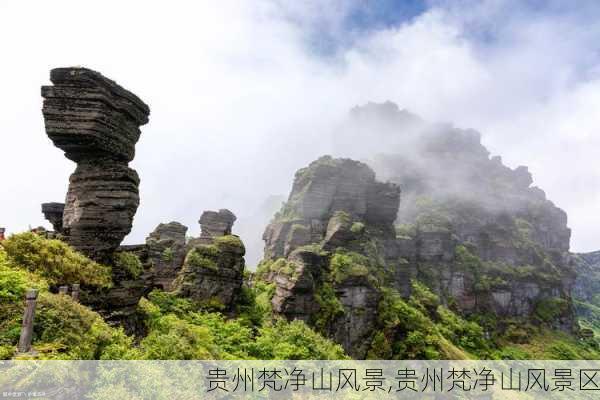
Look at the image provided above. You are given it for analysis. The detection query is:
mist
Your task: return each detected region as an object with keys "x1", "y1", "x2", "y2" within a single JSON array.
[{"x1": 1, "y1": 0, "x2": 599, "y2": 267}]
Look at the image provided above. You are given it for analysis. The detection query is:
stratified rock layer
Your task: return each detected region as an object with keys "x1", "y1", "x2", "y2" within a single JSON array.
[
  {"x1": 173, "y1": 210, "x2": 245, "y2": 311},
  {"x1": 62, "y1": 162, "x2": 140, "y2": 260},
  {"x1": 41, "y1": 67, "x2": 150, "y2": 261},
  {"x1": 261, "y1": 156, "x2": 400, "y2": 358},
  {"x1": 339, "y1": 102, "x2": 577, "y2": 332},
  {"x1": 41, "y1": 67, "x2": 149, "y2": 163},
  {"x1": 146, "y1": 222, "x2": 189, "y2": 290},
  {"x1": 41, "y1": 202, "x2": 65, "y2": 233},
  {"x1": 199, "y1": 209, "x2": 236, "y2": 239}
]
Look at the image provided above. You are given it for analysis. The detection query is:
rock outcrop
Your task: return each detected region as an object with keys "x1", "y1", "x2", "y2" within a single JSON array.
[
  {"x1": 337, "y1": 102, "x2": 577, "y2": 332},
  {"x1": 41, "y1": 67, "x2": 150, "y2": 262},
  {"x1": 260, "y1": 156, "x2": 399, "y2": 358},
  {"x1": 173, "y1": 210, "x2": 245, "y2": 311},
  {"x1": 199, "y1": 209, "x2": 236, "y2": 239},
  {"x1": 572, "y1": 251, "x2": 600, "y2": 338},
  {"x1": 573, "y1": 251, "x2": 600, "y2": 303},
  {"x1": 146, "y1": 222, "x2": 188, "y2": 290},
  {"x1": 41, "y1": 202, "x2": 65, "y2": 233}
]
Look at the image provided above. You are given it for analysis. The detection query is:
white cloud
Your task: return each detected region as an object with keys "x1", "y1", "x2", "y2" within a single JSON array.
[{"x1": 0, "y1": 0, "x2": 598, "y2": 266}]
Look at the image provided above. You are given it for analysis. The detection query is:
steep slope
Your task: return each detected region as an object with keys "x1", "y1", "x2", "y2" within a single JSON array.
[
  {"x1": 339, "y1": 102, "x2": 577, "y2": 332},
  {"x1": 256, "y1": 104, "x2": 591, "y2": 358},
  {"x1": 573, "y1": 251, "x2": 600, "y2": 338}
]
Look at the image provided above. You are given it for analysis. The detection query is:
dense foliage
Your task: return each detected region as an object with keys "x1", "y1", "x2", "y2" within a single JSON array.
[
  {"x1": 2, "y1": 232, "x2": 112, "y2": 288},
  {"x1": 1, "y1": 232, "x2": 598, "y2": 361}
]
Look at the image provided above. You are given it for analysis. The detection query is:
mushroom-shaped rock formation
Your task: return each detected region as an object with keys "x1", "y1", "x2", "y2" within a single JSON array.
[{"x1": 41, "y1": 67, "x2": 150, "y2": 262}]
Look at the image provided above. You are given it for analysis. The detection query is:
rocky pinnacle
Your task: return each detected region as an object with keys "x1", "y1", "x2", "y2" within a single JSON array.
[{"x1": 41, "y1": 67, "x2": 150, "y2": 261}]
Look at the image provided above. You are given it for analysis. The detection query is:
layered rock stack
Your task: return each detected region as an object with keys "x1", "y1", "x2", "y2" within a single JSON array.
[
  {"x1": 173, "y1": 210, "x2": 245, "y2": 310},
  {"x1": 41, "y1": 202, "x2": 65, "y2": 233},
  {"x1": 146, "y1": 222, "x2": 188, "y2": 290},
  {"x1": 41, "y1": 67, "x2": 150, "y2": 262},
  {"x1": 199, "y1": 209, "x2": 236, "y2": 240}
]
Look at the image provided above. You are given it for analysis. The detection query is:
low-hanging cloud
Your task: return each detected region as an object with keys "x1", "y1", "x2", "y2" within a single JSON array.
[{"x1": 1, "y1": 0, "x2": 598, "y2": 267}]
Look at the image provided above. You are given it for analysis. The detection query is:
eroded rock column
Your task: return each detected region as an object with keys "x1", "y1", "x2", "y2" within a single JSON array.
[{"x1": 41, "y1": 67, "x2": 150, "y2": 261}]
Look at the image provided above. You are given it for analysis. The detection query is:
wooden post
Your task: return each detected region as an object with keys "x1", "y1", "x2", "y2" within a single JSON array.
[
  {"x1": 58, "y1": 285, "x2": 68, "y2": 295},
  {"x1": 71, "y1": 284, "x2": 80, "y2": 302},
  {"x1": 17, "y1": 289, "x2": 38, "y2": 353}
]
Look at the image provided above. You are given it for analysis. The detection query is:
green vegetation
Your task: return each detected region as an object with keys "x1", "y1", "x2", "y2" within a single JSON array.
[
  {"x1": 138, "y1": 289, "x2": 347, "y2": 360},
  {"x1": 350, "y1": 222, "x2": 365, "y2": 234},
  {"x1": 576, "y1": 300, "x2": 600, "y2": 338},
  {"x1": 493, "y1": 329, "x2": 600, "y2": 360},
  {"x1": 213, "y1": 235, "x2": 245, "y2": 252},
  {"x1": 251, "y1": 319, "x2": 347, "y2": 360},
  {"x1": 413, "y1": 196, "x2": 452, "y2": 232},
  {"x1": 373, "y1": 283, "x2": 486, "y2": 359},
  {"x1": 395, "y1": 223, "x2": 416, "y2": 239},
  {"x1": 184, "y1": 246, "x2": 218, "y2": 271},
  {"x1": 313, "y1": 282, "x2": 345, "y2": 331},
  {"x1": 2, "y1": 232, "x2": 112, "y2": 288},
  {"x1": 1, "y1": 230, "x2": 597, "y2": 361},
  {"x1": 255, "y1": 258, "x2": 299, "y2": 279},
  {"x1": 329, "y1": 249, "x2": 369, "y2": 283},
  {"x1": 534, "y1": 297, "x2": 569, "y2": 322},
  {"x1": 114, "y1": 251, "x2": 143, "y2": 279},
  {"x1": 31, "y1": 293, "x2": 137, "y2": 360},
  {"x1": 161, "y1": 247, "x2": 174, "y2": 262}
]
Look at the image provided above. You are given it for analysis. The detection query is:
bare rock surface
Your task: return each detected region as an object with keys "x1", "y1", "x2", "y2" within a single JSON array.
[
  {"x1": 146, "y1": 222, "x2": 189, "y2": 290},
  {"x1": 42, "y1": 67, "x2": 150, "y2": 262}
]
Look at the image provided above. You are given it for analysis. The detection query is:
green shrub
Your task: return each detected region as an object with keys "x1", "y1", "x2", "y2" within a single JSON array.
[
  {"x1": 255, "y1": 258, "x2": 298, "y2": 279},
  {"x1": 32, "y1": 293, "x2": 137, "y2": 360},
  {"x1": 314, "y1": 283, "x2": 345, "y2": 331},
  {"x1": 250, "y1": 319, "x2": 348, "y2": 360},
  {"x1": 161, "y1": 247, "x2": 174, "y2": 262},
  {"x1": 2, "y1": 232, "x2": 112, "y2": 288},
  {"x1": 139, "y1": 314, "x2": 217, "y2": 360},
  {"x1": 213, "y1": 235, "x2": 245, "y2": 253},
  {"x1": 455, "y1": 245, "x2": 483, "y2": 273},
  {"x1": 114, "y1": 252, "x2": 143, "y2": 279},
  {"x1": 350, "y1": 222, "x2": 365, "y2": 234},
  {"x1": 184, "y1": 247, "x2": 218, "y2": 271},
  {"x1": 188, "y1": 312, "x2": 254, "y2": 359},
  {"x1": 366, "y1": 331, "x2": 392, "y2": 359},
  {"x1": 0, "y1": 248, "x2": 48, "y2": 302},
  {"x1": 535, "y1": 297, "x2": 569, "y2": 322},
  {"x1": 253, "y1": 282, "x2": 276, "y2": 321},
  {"x1": 436, "y1": 306, "x2": 488, "y2": 355},
  {"x1": 147, "y1": 290, "x2": 194, "y2": 315},
  {"x1": 329, "y1": 250, "x2": 369, "y2": 283}
]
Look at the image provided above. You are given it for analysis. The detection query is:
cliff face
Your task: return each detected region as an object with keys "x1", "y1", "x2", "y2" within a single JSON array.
[
  {"x1": 259, "y1": 105, "x2": 579, "y2": 357},
  {"x1": 573, "y1": 251, "x2": 600, "y2": 338},
  {"x1": 344, "y1": 102, "x2": 577, "y2": 333},
  {"x1": 260, "y1": 156, "x2": 400, "y2": 357},
  {"x1": 573, "y1": 251, "x2": 600, "y2": 303}
]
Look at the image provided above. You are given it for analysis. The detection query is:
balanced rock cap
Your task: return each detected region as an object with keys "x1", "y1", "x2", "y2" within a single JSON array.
[{"x1": 41, "y1": 67, "x2": 150, "y2": 163}]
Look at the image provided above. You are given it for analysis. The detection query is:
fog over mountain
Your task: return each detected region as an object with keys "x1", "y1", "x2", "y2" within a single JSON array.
[{"x1": 1, "y1": 1, "x2": 599, "y2": 268}]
